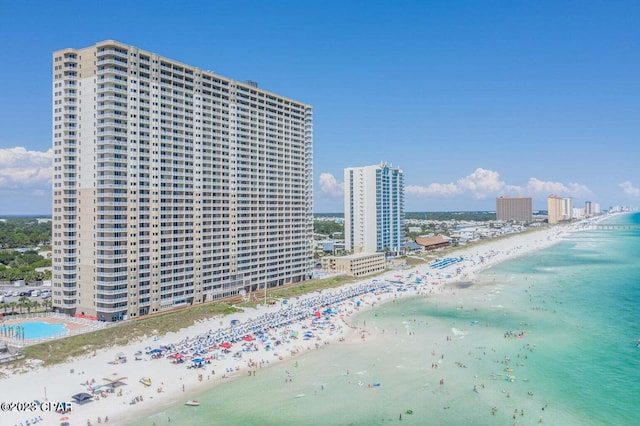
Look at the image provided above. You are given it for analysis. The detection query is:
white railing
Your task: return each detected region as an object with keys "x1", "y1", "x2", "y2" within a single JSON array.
[{"x1": 0, "y1": 312, "x2": 109, "y2": 348}]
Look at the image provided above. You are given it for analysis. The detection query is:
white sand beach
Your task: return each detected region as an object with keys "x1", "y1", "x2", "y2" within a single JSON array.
[{"x1": 0, "y1": 224, "x2": 585, "y2": 426}]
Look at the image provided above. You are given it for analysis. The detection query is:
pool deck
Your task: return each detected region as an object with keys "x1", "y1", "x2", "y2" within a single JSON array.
[{"x1": 0, "y1": 313, "x2": 107, "y2": 347}]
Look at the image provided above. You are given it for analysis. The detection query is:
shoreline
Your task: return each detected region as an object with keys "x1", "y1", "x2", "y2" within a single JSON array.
[{"x1": 0, "y1": 221, "x2": 605, "y2": 426}]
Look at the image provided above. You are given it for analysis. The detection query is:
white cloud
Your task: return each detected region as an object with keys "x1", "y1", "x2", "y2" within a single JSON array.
[
  {"x1": 525, "y1": 177, "x2": 593, "y2": 198},
  {"x1": 406, "y1": 168, "x2": 593, "y2": 200},
  {"x1": 0, "y1": 147, "x2": 53, "y2": 190},
  {"x1": 318, "y1": 173, "x2": 344, "y2": 197},
  {"x1": 457, "y1": 168, "x2": 522, "y2": 199},
  {"x1": 408, "y1": 168, "x2": 521, "y2": 200},
  {"x1": 619, "y1": 181, "x2": 640, "y2": 197},
  {"x1": 405, "y1": 182, "x2": 461, "y2": 197}
]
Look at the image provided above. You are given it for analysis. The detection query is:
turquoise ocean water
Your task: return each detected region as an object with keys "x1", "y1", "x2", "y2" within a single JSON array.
[{"x1": 130, "y1": 213, "x2": 640, "y2": 426}]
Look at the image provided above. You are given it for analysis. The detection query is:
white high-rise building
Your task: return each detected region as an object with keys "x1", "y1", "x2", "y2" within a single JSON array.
[
  {"x1": 584, "y1": 201, "x2": 601, "y2": 216},
  {"x1": 344, "y1": 164, "x2": 404, "y2": 255},
  {"x1": 52, "y1": 40, "x2": 313, "y2": 321}
]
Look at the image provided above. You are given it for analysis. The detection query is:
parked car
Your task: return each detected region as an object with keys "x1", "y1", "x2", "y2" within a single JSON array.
[
  {"x1": 19, "y1": 291, "x2": 30, "y2": 297},
  {"x1": 11, "y1": 291, "x2": 19, "y2": 297}
]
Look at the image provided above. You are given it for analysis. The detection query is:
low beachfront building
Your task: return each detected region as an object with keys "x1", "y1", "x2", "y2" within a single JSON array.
[
  {"x1": 415, "y1": 235, "x2": 450, "y2": 251},
  {"x1": 403, "y1": 241, "x2": 423, "y2": 254},
  {"x1": 321, "y1": 252, "x2": 386, "y2": 277}
]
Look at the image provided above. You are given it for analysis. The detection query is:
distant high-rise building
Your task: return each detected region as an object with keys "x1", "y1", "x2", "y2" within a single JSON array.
[
  {"x1": 51, "y1": 40, "x2": 313, "y2": 321},
  {"x1": 584, "y1": 201, "x2": 601, "y2": 216},
  {"x1": 547, "y1": 195, "x2": 573, "y2": 224},
  {"x1": 496, "y1": 196, "x2": 532, "y2": 222},
  {"x1": 344, "y1": 163, "x2": 404, "y2": 255},
  {"x1": 585, "y1": 201, "x2": 593, "y2": 216},
  {"x1": 593, "y1": 202, "x2": 601, "y2": 215}
]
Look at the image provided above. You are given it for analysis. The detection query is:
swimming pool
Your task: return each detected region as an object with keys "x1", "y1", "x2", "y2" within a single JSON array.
[{"x1": 0, "y1": 321, "x2": 68, "y2": 340}]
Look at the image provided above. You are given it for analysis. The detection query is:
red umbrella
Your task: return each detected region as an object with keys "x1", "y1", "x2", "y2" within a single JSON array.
[
  {"x1": 220, "y1": 342, "x2": 232, "y2": 349},
  {"x1": 314, "y1": 311, "x2": 321, "y2": 318},
  {"x1": 242, "y1": 335, "x2": 254, "y2": 342},
  {"x1": 60, "y1": 417, "x2": 69, "y2": 421}
]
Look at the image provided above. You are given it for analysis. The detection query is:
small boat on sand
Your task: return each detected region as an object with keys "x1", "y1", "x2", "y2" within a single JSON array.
[
  {"x1": 185, "y1": 400, "x2": 200, "y2": 406},
  {"x1": 139, "y1": 377, "x2": 151, "y2": 387}
]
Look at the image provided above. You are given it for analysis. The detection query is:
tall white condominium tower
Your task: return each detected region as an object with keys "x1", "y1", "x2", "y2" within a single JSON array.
[
  {"x1": 344, "y1": 163, "x2": 405, "y2": 255},
  {"x1": 52, "y1": 40, "x2": 313, "y2": 321}
]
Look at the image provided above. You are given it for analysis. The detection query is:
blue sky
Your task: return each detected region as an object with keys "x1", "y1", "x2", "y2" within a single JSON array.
[{"x1": 0, "y1": 0, "x2": 639, "y2": 214}]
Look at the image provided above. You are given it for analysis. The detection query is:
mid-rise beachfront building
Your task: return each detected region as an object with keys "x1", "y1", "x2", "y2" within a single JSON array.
[
  {"x1": 51, "y1": 40, "x2": 313, "y2": 321},
  {"x1": 344, "y1": 163, "x2": 405, "y2": 255},
  {"x1": 320, "y1": 252, "x2": 386, "y2": 277},
  {"x1": 547, "y1": 194, "x2": 573, "y2": 224},
  {"x1": 496, "y1": 196, "x2": 533, "y2": 223}
]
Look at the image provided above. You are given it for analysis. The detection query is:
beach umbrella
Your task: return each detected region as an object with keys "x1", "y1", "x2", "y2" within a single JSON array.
[
  {"x1": 60, "y1": 417, "x2": 69, "y2": 421},
  {"x1": 220, "y1": 342, "x2": 232, "y2": 349},
  {"x1": 191, "y1": 358, "x2": 204, "y2": 364},
  {"x1": 242, "y1": 335, "x2": 254, "y2": 342},
  {"x1": 313, "y1": 311, "x2": 321, "y2": 318}
]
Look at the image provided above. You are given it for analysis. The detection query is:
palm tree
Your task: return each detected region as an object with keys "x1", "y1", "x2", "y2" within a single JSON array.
[
  {"x1": 42, "y1": 299, "x2": 52, "y2": 312},
  {"x1": 27, "y1": 300, "x2": 40, "y2": 314},
  {"x1": 17, "y1": 296, "x2": 29, "y2": 314}
]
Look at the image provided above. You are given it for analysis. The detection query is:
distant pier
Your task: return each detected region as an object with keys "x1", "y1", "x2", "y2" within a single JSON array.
[{"x1": 583, "y1": 224, "x2": 640, "y2": 231}]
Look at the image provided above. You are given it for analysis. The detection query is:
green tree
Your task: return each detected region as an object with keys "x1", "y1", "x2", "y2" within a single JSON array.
[
  {"x1": 0, "y1": 218, "x2": 51, "y2": 248},
  {"x1": 27, "y1": 300, "x2": 40, "y2": 314},
  {"x1": 17, "y1": 296, "x2": 30, "y2": 314},
  {"x1": 314, "y1": 220, "x2": 344, "y2": 238},
  {"x1": 0, "y1": 250, "x2": 50, "y2": 282}
]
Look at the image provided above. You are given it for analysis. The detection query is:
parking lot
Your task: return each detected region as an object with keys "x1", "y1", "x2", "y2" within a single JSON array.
[{"x1": 1, "y1": 285, "x2": 51, "y2": 304}]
